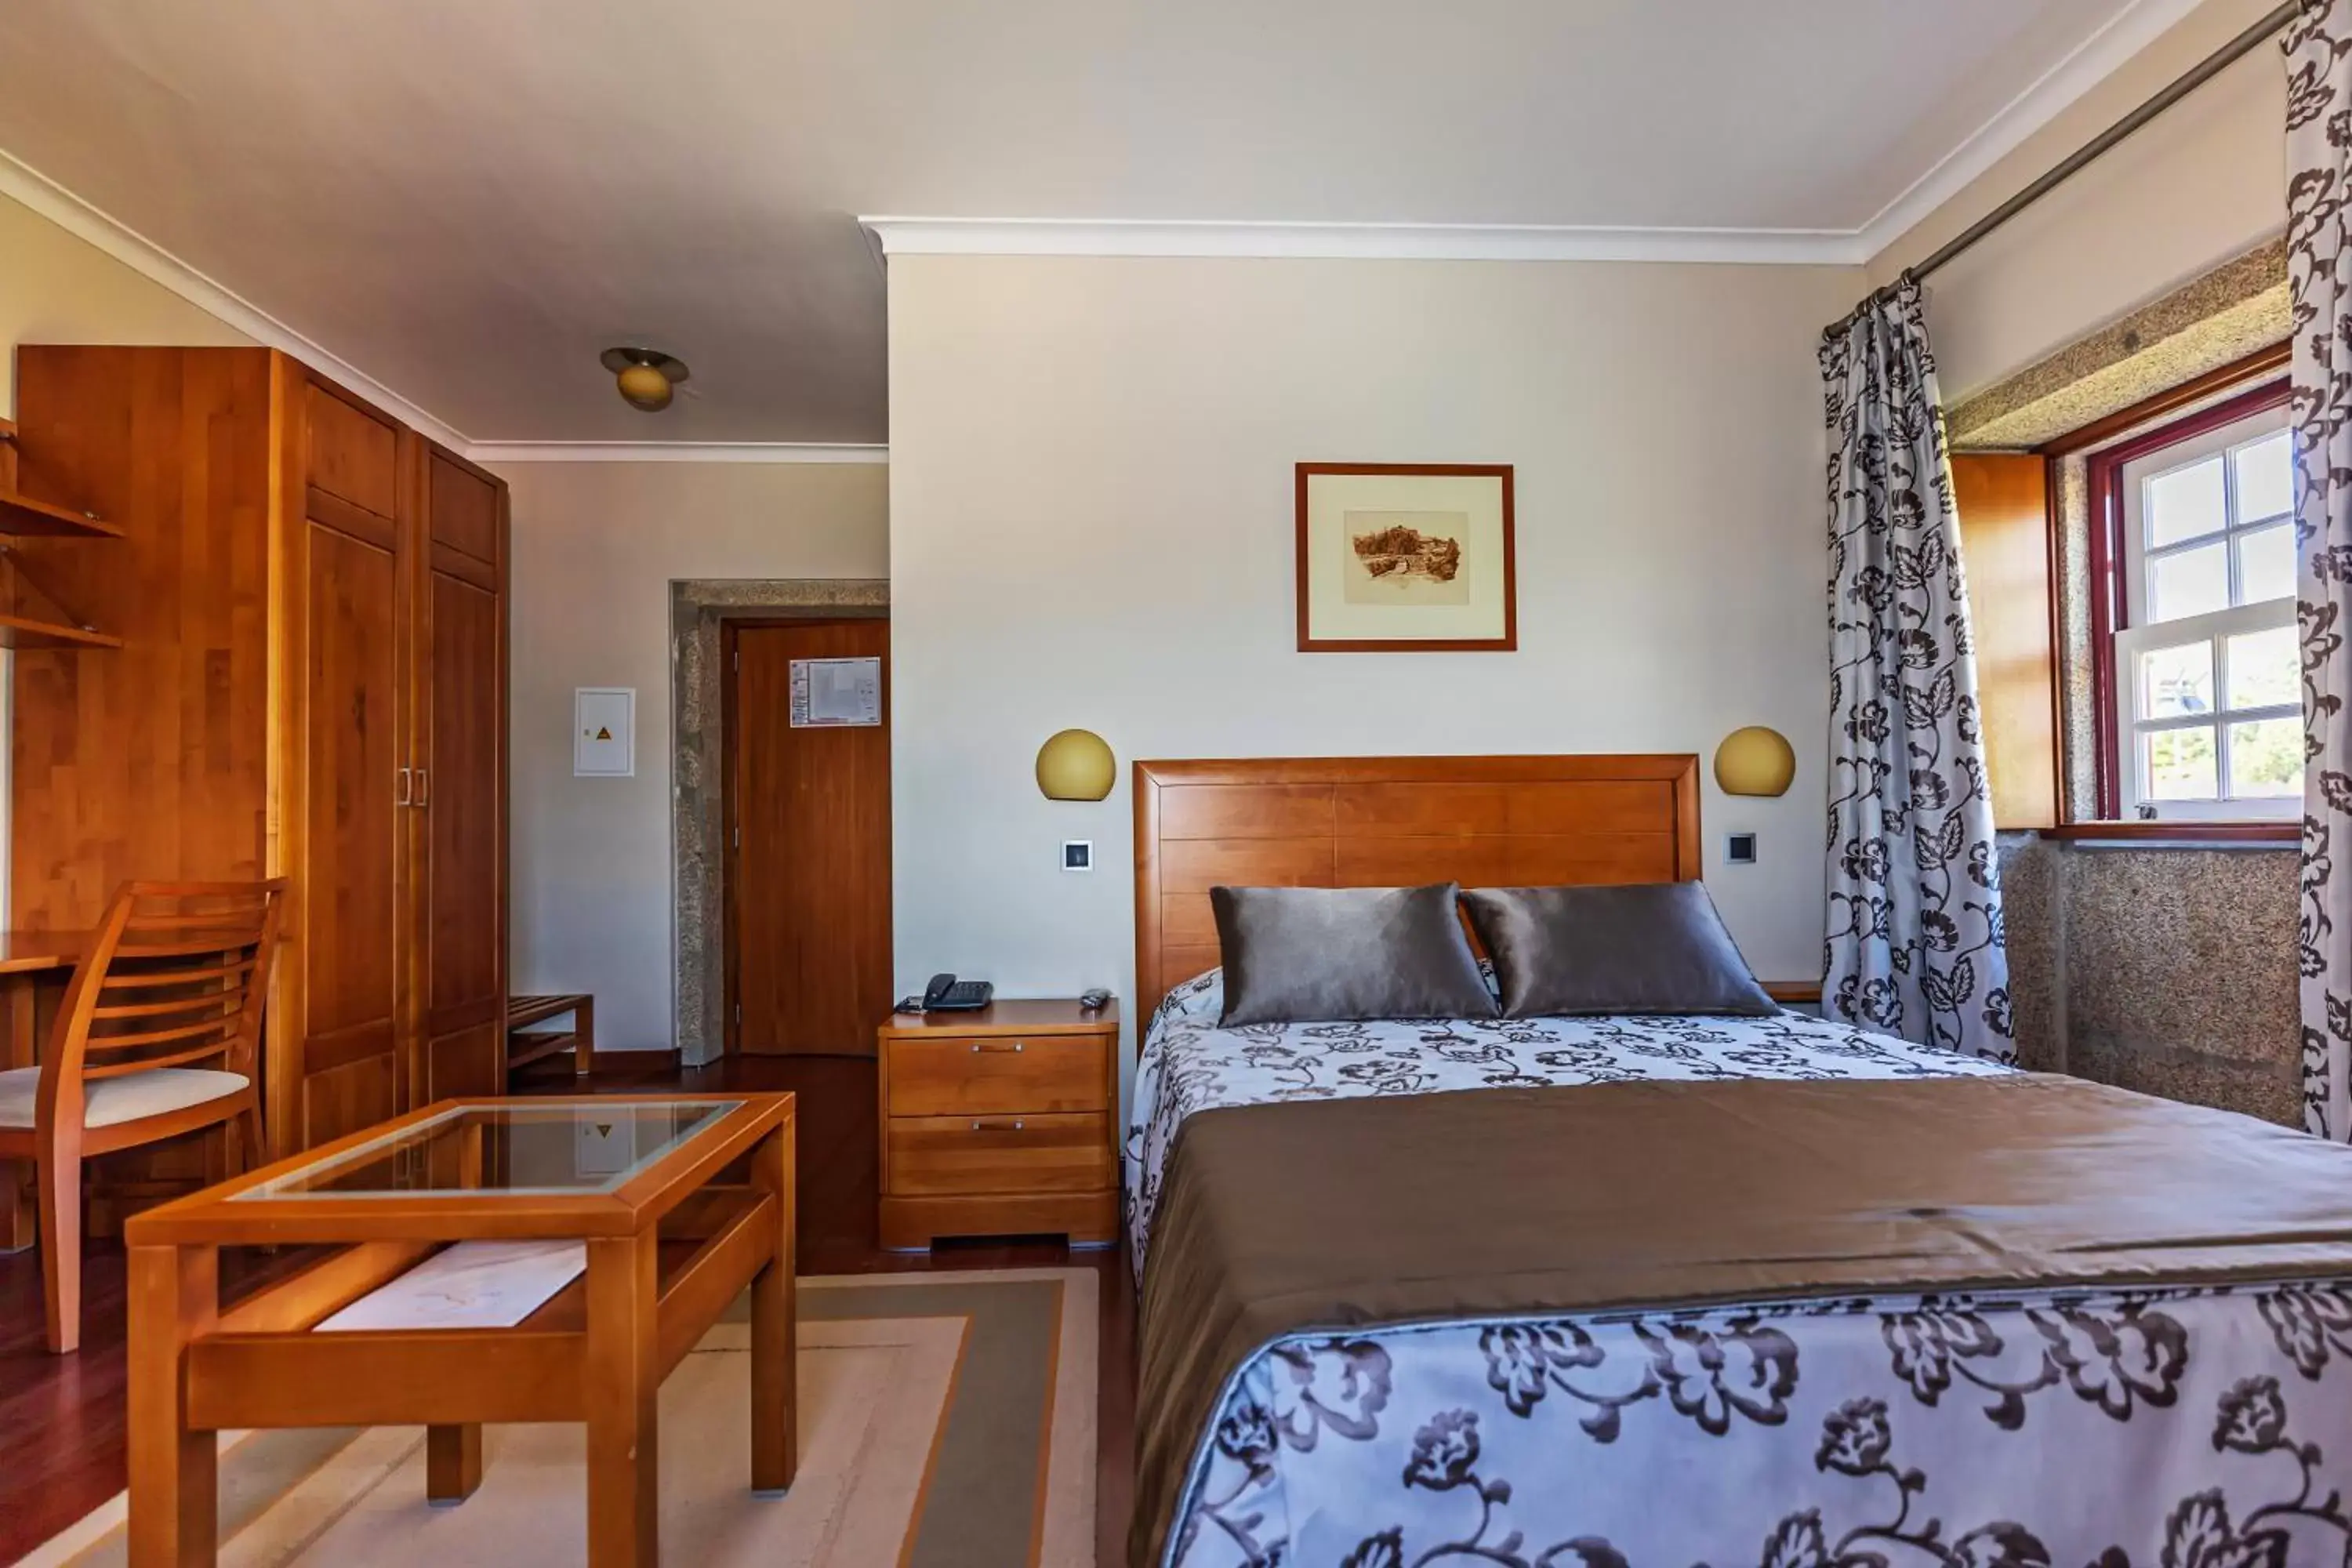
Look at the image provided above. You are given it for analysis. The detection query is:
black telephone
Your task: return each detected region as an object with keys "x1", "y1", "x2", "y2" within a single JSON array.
[{"x1": 920, "y1": 973, "x2": 994, "y2": 1011}]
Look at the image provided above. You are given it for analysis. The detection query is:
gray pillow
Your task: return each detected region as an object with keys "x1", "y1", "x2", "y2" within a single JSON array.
[
  {"x1": 1211, "y1": 883, "x2": 1499, "y2": 1026},
  {"x1": 1459, "y1": 882, "x2": 1777, "y2": 1019}
]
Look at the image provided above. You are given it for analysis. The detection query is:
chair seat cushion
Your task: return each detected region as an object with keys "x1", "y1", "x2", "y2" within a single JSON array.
[{"x1": 0, "y1": 1066, "x2": 249, "y2": 1130}]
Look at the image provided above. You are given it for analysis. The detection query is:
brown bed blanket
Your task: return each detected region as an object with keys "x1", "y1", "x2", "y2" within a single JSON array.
[{"x1": 1132, "y1": 1073, "x2": 2352, "y2": 1566}]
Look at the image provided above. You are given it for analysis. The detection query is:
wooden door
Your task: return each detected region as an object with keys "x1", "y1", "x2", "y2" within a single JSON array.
[
  {"x1": 728, "y1": 620, "x2": 891, "y2": 1055},
  {"x1": 1952, "y1": 454, "x2": 2060, "y2": 830},
  {"x1": 274, "y1": 373, "x2": 413, "y2": 1152},
  {"x1": 414, "y1": 446, "x2": 509, "y2": 1102}
]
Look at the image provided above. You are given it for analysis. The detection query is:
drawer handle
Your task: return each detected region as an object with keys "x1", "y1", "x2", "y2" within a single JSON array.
[
  {"x1": 971, "y1": 1118, "x2": 1027, "y2": 1132},
  {"x1": 970, "y1": 1040, "x2": 1025, "y2": 1054}
]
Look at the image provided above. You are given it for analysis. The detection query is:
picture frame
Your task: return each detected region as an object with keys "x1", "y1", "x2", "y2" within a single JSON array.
[{"x1": 1294, "y1": 463, "x2": 1516, "y2": 652}]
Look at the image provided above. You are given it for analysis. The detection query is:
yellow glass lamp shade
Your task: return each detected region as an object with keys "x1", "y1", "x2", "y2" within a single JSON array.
[
  {"x1": 615, "y1": 362, "x2": 674, "y2": 412},
  {"x1": 1036, "y1": 729, "x2": 1116, "y2": 801},
  {"x1": 1714, "y1": 726, "x2": 1796, "y2": 797}
]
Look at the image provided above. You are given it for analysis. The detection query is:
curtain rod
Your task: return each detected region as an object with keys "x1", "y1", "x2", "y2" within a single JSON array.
[{"x1": 1907, "y1": 0, "x2": 2306, "y2": 284}]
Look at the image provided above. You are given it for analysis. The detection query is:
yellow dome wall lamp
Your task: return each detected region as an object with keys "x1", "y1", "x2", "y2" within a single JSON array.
[
  {"x1": 1036, "y1": 729, "x2": 1116, "y2": 801},
  {"x1": 1714, "y1": 726, "x2": 1796, "y2": 797}
]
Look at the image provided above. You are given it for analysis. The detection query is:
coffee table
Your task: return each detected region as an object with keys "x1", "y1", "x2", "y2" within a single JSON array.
[{"x1": 122, "y1": 1093, "x2": 797, "y2": 1568}]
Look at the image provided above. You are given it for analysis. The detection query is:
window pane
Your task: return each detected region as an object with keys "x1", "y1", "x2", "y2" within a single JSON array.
[
  {"x1": 2148, "y1": 543, "x2": 2229, "y2": 622},
  {"x1": 2237, "y1": 523, "x2": 2296, "y2": 606},
  {"x1": 2139, "y1": 641, "x2": 2214, "y2": 719},
  {"x1": 2147, "y1": 456, "x2": 2226, "y2": 546},
  {"x1": 2226, "y1": 625, "x2": 2299, "y2": 710},
  {"x1": 2233, "y1": 430, "x2": 2292, "y2": 523},
  {"x1": 2143, "y1": 726, "x2": 2219, "y2": 801},
  {"x1": 2227, "y1": 717, "x2": 2302, "y2": 798}
]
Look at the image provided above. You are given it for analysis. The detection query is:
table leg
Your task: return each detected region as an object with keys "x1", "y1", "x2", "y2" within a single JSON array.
[
  {"x1": 127, "y1": 1243, "x2": 219, "y2": 1568},
  {"x1": 2, "y1": 976, "x2": 36, "y2": 1250},
  {"x1": 574, "y1": 998, "x2": 595, "y2": 1078},
  {"x1": 750, "y1": 1120, "x2": 798, "y2": 1493},
  {"x1": 585, "y1": 1231, "x2": 660, "y2": 1567},
  {"x1": 426, "y1": 1425, "x2": 482, "y2": 1504}
]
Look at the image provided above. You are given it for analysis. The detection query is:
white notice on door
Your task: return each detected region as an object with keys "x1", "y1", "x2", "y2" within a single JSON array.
[{"x1": 789, "y1": 656, "x2": 882, "y2": 728}]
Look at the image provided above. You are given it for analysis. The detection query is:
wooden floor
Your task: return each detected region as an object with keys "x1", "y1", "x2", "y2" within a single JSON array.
[{"x1": 0, "y1": 1054, "x2": 1136, "y2": 1566}]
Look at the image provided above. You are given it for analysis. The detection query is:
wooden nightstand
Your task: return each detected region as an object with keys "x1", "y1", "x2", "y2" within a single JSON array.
[{"x1": 875, "y1": 998, "x2": 1120, "y2": 1250}]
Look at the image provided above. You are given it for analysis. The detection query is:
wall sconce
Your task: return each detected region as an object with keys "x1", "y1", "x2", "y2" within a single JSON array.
[
  {"x1": 1714, "y1": 726, "x2": 1795, "y2": 797},
  {"x1": 1036, "y1": 729, "x2": 1115, "y2": 800}
]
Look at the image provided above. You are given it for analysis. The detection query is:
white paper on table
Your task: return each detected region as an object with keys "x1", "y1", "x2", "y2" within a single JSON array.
[{"x1": 315, "y1": 1240, "x2": 587, "y2": 1331}]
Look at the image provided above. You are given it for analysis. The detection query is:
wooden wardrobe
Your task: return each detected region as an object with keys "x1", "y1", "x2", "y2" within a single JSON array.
[{"x1": 9, "y1": 345, "x2": 509, "y2": 1161}]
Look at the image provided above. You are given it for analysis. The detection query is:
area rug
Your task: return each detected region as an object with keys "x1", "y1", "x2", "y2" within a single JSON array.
[{"x1": 26, "y1": 1268, "x2": 1096, "y2": 1568}]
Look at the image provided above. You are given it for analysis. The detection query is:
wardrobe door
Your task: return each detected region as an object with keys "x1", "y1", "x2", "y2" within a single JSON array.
[
  {"x1": 278, "y1": 375, "x2": 415, "y2": 1152},
  {"x1": 414, "y1": 446, "x2": 508, "y2": 1103}
]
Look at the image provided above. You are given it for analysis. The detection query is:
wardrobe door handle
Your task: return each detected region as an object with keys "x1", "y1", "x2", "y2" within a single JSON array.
[
  {"x1": 416, "y1": 767, "x2": 430, "y2": 806},
  {"x1": 396, "y1": 766, "x2": 412, "y2": 806}
]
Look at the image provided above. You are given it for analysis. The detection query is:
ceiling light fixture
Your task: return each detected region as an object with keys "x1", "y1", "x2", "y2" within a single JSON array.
[{"x1": 601, "y1": 347, "x2": 689, "y2": 412}]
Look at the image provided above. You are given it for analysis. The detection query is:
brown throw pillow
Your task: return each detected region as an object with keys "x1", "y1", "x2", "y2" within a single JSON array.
[
  {"x1": 1459, "y1": 882, "x2": 1777, "y2": 1019},
  {"x1": 1211, "y1": 883, "x2": 1499, "y2": 1026}
]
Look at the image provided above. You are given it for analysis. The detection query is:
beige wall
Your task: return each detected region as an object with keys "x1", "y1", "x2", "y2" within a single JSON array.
[
  {"x1": 887, "y1": 253, "x2": 1861, "y2": 1073},
  {"x1": 1867, "y1": 0, "x2": 2284, "y2": 401},
  {"x1": 498, "y1": 460, "x2": 890, "y2": 1053},
  {"x1": 0, "y1": 187, "x2": 253, "y2": 419}
]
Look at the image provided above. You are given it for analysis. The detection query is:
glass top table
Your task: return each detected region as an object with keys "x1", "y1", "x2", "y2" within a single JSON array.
[
  {"x1": 230, "y1": 1098, "x2": 744, "y2": 1200},
  {"x1": 125, "y1": 1094, "x2": 786, "y2": 1245}
]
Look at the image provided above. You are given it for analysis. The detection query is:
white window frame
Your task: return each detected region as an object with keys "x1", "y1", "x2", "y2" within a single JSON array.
[{"x1": 2114, "y1": 405, "x2": 2297, "y2": 822}]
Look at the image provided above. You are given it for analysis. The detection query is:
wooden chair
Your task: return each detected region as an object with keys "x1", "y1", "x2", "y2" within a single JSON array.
[{"x1": 0, "y1": 880, "x2": 285, "y2": 1352}]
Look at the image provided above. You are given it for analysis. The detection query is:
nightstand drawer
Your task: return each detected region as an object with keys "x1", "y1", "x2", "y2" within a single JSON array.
[
  {"x1": 885, "y1": 1035, "x2": 1108, "y2": 1116},
  {"x1": 884, "y1": 1112, "x2": 1112, "y2": 1196}
]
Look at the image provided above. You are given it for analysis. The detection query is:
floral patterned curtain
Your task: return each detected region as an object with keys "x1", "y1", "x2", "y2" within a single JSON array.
[
  {"x1": 2291, "y1": 1, "x2": 2352, "y2": 1140},
  {"x1": 1820, "y1": 281, "x2": 2013, "y2": 1062}
]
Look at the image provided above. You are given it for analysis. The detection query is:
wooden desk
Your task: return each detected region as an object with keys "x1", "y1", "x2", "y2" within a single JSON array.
[
  {"x1": 123, "y1": 1093, "x2": 797, "y2": 1568},
  {"x1": 0, "y1": 931, "x2": 84, "y2": 1250}
]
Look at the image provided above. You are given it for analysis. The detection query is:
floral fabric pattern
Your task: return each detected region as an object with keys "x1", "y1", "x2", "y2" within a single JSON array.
[
  {"x1": 1820, "y1": 281, "x2": 2013, "y2": 1062},
  {"x1": 1167, "y1": 1284, "x2": 2352, "y2": 1568},
  {"x1": 2290, "y1": 2, "x2": 2352, "y2": 1140}
]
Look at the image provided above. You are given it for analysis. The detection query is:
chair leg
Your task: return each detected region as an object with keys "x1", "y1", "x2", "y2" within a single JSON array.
[
  {"x1": 237, "y1": 1101, "x2": 267, "y2": 1174},
  {"x1": 38, "y1": 1152, "x2": 82, "y2": 1354}
]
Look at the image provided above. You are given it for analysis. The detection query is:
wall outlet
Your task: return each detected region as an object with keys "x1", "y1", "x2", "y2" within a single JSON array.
[
  {"x1": 1062, "y1": 840, "x2": 1094, "y2": 872},
  {"x1": 1726, "y1": 832, "x2": 1758, "y2": 865}
]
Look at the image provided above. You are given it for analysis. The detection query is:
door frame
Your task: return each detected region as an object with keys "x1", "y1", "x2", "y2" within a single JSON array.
[
  {"x1": 668, "y1": 580, "x2": 887, "y2": 1068},
  {"x1": 718, "y1": 612, "x2": 891, "y2": 1058}
]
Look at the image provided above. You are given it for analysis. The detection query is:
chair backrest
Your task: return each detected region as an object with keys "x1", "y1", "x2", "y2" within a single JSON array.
[{"x1": 40, "y1": 880, "x2": 288, "y2": 1124}]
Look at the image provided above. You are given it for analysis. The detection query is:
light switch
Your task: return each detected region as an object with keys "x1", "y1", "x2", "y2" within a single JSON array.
[
  {"x1": 1726, "y1": 833, "x2": 1758, "y2": 865},
  {"x1": 1062, "y1": 840, "x2": 1094, "y2": 872}
]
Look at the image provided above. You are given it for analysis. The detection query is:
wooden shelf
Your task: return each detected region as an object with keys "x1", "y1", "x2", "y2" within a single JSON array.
[
  {"x1": 505, "y1": 1030, "x2": 579, "y2": 1072},
  {"x1": 0, "y1": 614, "x2": 124, "y2": 651},
  {"x1": 0, "y1": 488, "x2": 121, "y2": 539}
]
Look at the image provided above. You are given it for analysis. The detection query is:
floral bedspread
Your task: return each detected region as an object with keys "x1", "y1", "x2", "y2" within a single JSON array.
[
  {"x1": 1127, "y1": 975, "x2": 2352, "y2": 1567},
  {"x1": 1123, "y1": 969, "x2": 2011, "y2": 1274}
]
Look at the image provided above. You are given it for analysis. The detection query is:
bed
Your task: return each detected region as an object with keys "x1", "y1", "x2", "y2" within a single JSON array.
[{"x1": 1124, "y1": 755, "x2": 2352, "y2": 1568}]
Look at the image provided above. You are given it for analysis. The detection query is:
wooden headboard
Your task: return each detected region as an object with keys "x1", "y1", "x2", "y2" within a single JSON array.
[{"x1": 1132, "y1": 754, "x2": 1703, "y2": 1017}]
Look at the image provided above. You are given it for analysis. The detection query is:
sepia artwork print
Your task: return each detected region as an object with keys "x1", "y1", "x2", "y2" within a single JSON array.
[
  {"x1": 1298, "y1": 464, "x2": 1515, "y2": 651},
  {"x1": 1344, "y1": 512, "x2": 1472, "y2": 606}
]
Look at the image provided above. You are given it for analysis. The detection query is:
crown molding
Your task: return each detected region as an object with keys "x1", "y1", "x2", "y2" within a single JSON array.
[
  {"x1": 0, "y1": 147, "x2": 470, "y2": 448},
  {"x1": 465, "y1": 441, "x2": 888, "y2": 465},
  {"x1": 860, "y1": 216, "x2": 1870, "y2": 266},
  {"x1": 1853, "y1": 0, "x2": 2214, "y2": 264}
]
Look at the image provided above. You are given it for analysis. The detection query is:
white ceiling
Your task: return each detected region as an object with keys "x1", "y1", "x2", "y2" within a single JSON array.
[{"x1": 0, "y1": 0, "x2": 2198, "y2": 448}]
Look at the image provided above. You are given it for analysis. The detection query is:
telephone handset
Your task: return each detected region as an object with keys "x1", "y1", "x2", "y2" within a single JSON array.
[{"x1": 919, "y1": 973, "x2": 993, "y2": 1012}]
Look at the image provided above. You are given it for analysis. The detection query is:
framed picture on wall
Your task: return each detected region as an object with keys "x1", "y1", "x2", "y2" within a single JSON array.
[{"x1": 1294, "y1": 463, "x2": 1516, "y2": 652}]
